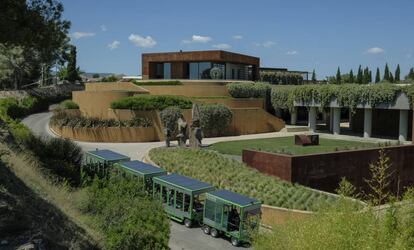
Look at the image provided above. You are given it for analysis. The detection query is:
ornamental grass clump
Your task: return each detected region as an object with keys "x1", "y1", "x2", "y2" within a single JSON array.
[{"x1": 149, "y1": 148, "x2": 339, "y2": 211}]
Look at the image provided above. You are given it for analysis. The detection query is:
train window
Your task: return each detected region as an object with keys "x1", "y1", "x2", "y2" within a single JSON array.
[
  {"x1": 161, "y1": 186, "x2": 167, "y2": 204},
  {"x1": 193, "y1": 195, "x2": 203, "y2": 212},
  {"x1": 204, "y1": 199, "x2": 215, "y2": 220},
  {"x1": 154, "y1": 183, "x2": 161, "y2": 197},
  {"x1": 184, "y1": 194, "x2": 191, "y2": 212},
  {"x1": 168, "y1": 189, "x2": 174, "y2": 207},
  {"x1": 176, "y1": 191, "x2": 184, "y2": 211}
]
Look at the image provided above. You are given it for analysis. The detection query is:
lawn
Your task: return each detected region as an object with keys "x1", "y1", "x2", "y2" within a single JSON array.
[
  {"x1": 210, "y1": 136, "x2": 380, "y2": 156},
  {"x1": 149, "y1": 148, "x2": 339, "y2": 211}
]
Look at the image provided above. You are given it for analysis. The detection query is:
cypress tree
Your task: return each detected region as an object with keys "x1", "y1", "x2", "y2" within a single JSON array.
[
  {"x1": 363, "y1": 67, "x2": 370, "y2": 84},
  {"x1": 357, "y1": 65, "x2": 363, "y2": 84},
  {"x1": 384, "y1": 63, "x2": 390, "y2": 81},
  {"x1": 389, "y1": 72, "x2": 394, "y2": 83},
  {"x1": 408, "y1": 68, "x2": 414, "y2": 80},
  {"x1": 369, "y1": 70, "x2": 372, "y2": 83},
  {"x1": 67, "y1": 45, "x2": 80, "y2": 83},
  {"x1": 375, "y1": 68, "x2": 381, "y2": 83},
  {"x1": 336, "y1": 67, "x2": 341, "y2": 84},
  {"x1": 395, "y1": 64, "x2": 400, "y2": 82},
  {"x1": 349, "y1": 69, "x2": 355, "y2": 83},
  {"x1": 311, "y1": 69, "x2": 317, "y2": 83}
]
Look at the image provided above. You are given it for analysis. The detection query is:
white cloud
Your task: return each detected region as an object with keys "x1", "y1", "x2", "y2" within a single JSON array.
[
  {"x1": 212, "y1": 43, "x2": 231, "y2": 49},
  {"x1": 182, "y1": 35, "x2": 212, "y2": 44},
  {"x1": 71, "y1": 32, "x2": 95, "y2": 39},
  {"x1": 365, "y1": 47, "x2": 385, "y2": 54},
  {"x1": 233, "y1": 35, "x2": 243, "y2": 40},
  {"x1": 286, "y1": 50, "x2": 299, "y2": 55},
  {"x1": 108, "y1": 40, "x2": 120, "y2": 50},
  {"x1": 128, "y1": 34, "x2": 157, "y2": 48},
  {"x1": 100, "y1": 25, "x2": 107, "y2": 32},
  {"x1": 253, "y1": 41, "x2": 276, "y2": 48}
]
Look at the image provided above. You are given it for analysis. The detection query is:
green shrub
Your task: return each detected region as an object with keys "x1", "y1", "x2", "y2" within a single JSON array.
[
  {"x1": 50, "y1": 111, "x2": 152, "y2": 128},
  {"x1": 149, "y1": 148, "x2": 338, "y2": 211},
  {"x1": 9, "y1": 120, "x2": 34, "y2": 145},
  {"x1": 226, "y1": 82, "x2": 270, "y2": 98},
  {"x1": 82, "y1": 177, "x2": 169, "y2": 249},
  {"x1": 133, "y1": 80, "x2": 182, "y2": 86},
  {"x1": 0, "y1": 98, "x2": 25, "y2": 120},
  {"x1": 101, "y1": 75, "x2": 119, "y2": 82},
  {"x1": 111, "y1": 95, "x2": 192, "y2": 110},
  {"x1": 199, "y1": 104, "x2": 233, "y2": 137},
  {"x1": 60, "y1": 100, "x2": 79, "y2": 109},
  {"x1": 260, "y1": 71, "x2": 304, "y2": 85},
  {"x1": 160, "y1": 106, "x2": 182, "y2": 134}
]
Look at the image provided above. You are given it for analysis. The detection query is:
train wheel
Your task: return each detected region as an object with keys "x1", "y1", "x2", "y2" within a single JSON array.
[
  {"x1": 210, "y1": 228, "x2": 219, "y2": 238},
  {"x1": 202, "y1": 225, "x2": 210, "y2": 235},
  {"x1": 184, "y1": 218, "x2": 192, "y2": 228},
  {"x1": 231, "y1": 237, "x2": 240, "y2": 247}
]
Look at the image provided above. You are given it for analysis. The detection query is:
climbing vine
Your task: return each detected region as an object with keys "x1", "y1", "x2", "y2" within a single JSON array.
[{"x1": 271, "y1": 83, "x2": 414, "y2": 113}]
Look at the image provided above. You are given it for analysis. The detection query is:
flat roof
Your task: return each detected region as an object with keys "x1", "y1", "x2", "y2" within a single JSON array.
[
  {"x1": 117, "y1": 160, "x2": 166, "y2": 175},
  {"x1": 208, "y1": 189, "x2": 259, "y2": 207},
  {"x1": 86, "y1": 149, "x2": 130, "y2": 161},
  {"x1": 154, "y1": 173, "x2": 213, "y2": 192}
]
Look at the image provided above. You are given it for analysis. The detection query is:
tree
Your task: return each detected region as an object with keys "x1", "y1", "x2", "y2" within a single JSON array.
[
  {"x1": 365, "y1": 148, "x2": 394, "y2": 206},
  {"x1": 395, "y1": 64, "x2": 401, "y2": 82},
  {"x1": 92, "y1": 73, "x2": 100, "y2": 78},
  {"x1": 357, "y1": 65, "x2": 363, "y2": 84},
  {"x1": 363, "y1": 67, "x2": 370, "y2": 84},
  {"x1": 389, "y1": 72, "x2": 394, "y2": 83},
  {"x1": 311, "y1": 69, "x2": 317, "y2": 83},
  {"x1": 0, "y1": 44, "x2": 32, "y2": 89},
  {"x1": 384, "y1": 63, "x2": 390, "y2": 81},
  {"x1": 336, "y1": 67, "x2": 341, "y2": 84},
  {"x1": 375, "y1": 68, "x2": 381, "y2": 83},
  {"x1": 406, "y1": 68, "x2": 414, "y2": 80},
  {"x1": 349, "y1": 69, "x2": 355, "y2": 83},
  {"x1": 66, "y1": 45, "x2": 80, "y2": 83}
]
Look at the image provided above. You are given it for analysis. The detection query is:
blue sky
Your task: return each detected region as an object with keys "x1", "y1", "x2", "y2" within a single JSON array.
[{"x1": 62, "y1": 0, "x2": 414, "y2": 79}]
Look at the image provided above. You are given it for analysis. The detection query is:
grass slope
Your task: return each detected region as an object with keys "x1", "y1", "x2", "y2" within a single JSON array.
[
  {"x1": 149, "y1": 148, "x2": 338, "y2": 211},
  {"x1": 210, "y1": 136, "x2": 378, "y2": 156}
]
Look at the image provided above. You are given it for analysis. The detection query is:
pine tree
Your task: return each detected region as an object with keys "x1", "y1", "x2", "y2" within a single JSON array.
[
  {"x1": 375, "y1": 68, "x2": 381, "y2": 83},
  {"x1": 395, "y1": 64, "x2": 401, "y2": 82},
  {"x1": 349, "y1": 69, "x2": 355, "y2": 83},
  {"x1": 336, "y1": 67, "x2": 341, "y2": 84},
  {"x1": 357, "y1": 65, "x2": 363, "y2": 84},
  {"x1": 311, "y1": 69, "x2": 317, "y2": 83},
  {"x1": 67, "y1": 45, "x2": 80, "y2": 83},
  {"x1": 384, "y1": 63, "x2": 390, "y2": 81}
]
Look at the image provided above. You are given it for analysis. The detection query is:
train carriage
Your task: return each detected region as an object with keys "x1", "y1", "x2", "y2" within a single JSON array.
[
  {"x1": 83, "y1": 149, "x2": 131, "y2": 177},
  {"x1": 114, "y1": 160, "x2": 166, "y2": 192},
  {"x1": 153, "y1": 173, "x2": 215, "y2": 227},
  {"x1": 202, "y1": 189, "x2": 261, "y2": 247}
]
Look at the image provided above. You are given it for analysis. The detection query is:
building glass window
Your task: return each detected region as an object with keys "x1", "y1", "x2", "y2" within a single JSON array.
[
  {"x1": 189, "y1": 63, "x2": 198, "y2": 80},
  {"x1": 163, "y1": 63, "x2": 171, "y2": 79},
  {"x1": 199, "y1": 62, "x2": 212, "y2": 79}
]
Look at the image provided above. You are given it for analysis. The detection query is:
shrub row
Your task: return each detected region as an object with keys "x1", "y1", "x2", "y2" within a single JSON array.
[
  {"x1": 271, "y1": 83, "x2": 414, "y2": 112},
  {"x1": 50, "y1": 111, "x2": 152, "y2": 128},
  {"x1": 133, "y1": 80, "x2": 182, "y2": 86},
  {"x1": 111, "y1": 95, "x2": 192, "y2": 110},
  {"x1": 81, "y1": 176, "x2": 169, "y2": 249},
  {"x1": 260, "y1": 71, "x2": 304, "y2": 85},
  {"x1": 226, "y1": 82, "x2": 270, "y2": 98}
]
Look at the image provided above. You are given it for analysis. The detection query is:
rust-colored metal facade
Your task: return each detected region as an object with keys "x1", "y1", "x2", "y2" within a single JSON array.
[{"x1": 141, "y1": 50, "x2": 260, "y2": 80}]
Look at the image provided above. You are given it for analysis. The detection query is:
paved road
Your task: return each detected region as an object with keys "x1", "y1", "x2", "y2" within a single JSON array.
[{"x1": 22, "y1": 112, "x2": 249, "y2": 250}]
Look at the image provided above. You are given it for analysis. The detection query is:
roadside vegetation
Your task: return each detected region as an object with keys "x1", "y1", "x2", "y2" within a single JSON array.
[
  {"x1": 210, "y1": 136, "x2": 379, "y2": 156},
  {"x1": 111, "y1": 95, "x2": 193, "y2": 110},
  {"x1": 149, "y1": 148, "x2": 338, "y2": 211}
]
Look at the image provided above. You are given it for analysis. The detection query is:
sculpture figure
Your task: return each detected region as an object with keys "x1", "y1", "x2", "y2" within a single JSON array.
[
  {"x1": 190, "y1": 104, "x2": 203, "y2": 148},
  {"x1": 163, "y1": 127, "x2": 171, "y2": 147},
  {"x1": 176, "y1": 116, "x2": 188, "y2": 147}
]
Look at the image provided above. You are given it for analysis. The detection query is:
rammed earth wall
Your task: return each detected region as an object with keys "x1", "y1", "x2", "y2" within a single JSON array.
[{"x1": 243, "y1": 145, "x2": 414, "y2": 194}]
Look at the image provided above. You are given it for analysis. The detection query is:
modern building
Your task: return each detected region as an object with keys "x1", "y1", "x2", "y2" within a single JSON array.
[{"x1": 141, "y1": 50, "x2": 260, "y2": 81}]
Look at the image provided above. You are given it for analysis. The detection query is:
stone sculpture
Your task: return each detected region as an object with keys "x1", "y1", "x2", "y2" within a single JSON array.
[
  {"x1": 176, "y1": 116, "x2": 188, "y2": 147},
  {"x1": 190, "y1": 104, "x2": 203, "y2": 148},
  {"x1": 163, "y1": 127, "x2": 171, "y2": 147}
]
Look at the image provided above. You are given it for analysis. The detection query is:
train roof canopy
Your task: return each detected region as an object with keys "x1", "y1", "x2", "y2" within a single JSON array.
[
  {"x1": 208, "y1": 189, "x2": 260, "y2": 207},
  {"x1": 86, "y1": 149, "x2": 130, "y2": 162},
  {"x1": 117, "y1": 160, "x2": 166, "y2": 176},
  {"x1": 154, "y1": 173, "x2": 214, "y2": 193}
]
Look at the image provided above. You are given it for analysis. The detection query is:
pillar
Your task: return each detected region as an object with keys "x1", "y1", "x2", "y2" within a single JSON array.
[
  {"x1": 399, "y1": 110, "x2": 408, "y2": 141},
  {"x1": 363, "y1": 109, "x2": 372, "y2": 138},
  {"x1": 332, "y1": 107, "x2": 341, "y2": 135},
  {"x1": 308, "y1": 107, "x2": 317, "y2": 132},
  {"x1": 290, "y1": 107, "x2": 297, "y2": 125}
]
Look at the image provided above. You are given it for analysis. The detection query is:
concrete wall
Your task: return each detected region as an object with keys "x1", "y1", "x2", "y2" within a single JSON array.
[
  {"x1": 243, "y1": 145, "x2": 414, "y2": 194},
  {"x1": 51, "y1": 125, "x2": 157, "y2": 142},
  {"x1": 226, "y1": 108, "x2": 284, "y2": 135}
]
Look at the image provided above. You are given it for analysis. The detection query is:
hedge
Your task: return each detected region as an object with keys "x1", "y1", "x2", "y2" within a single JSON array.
[
  {"x1": 133, "y1": 80, "x2": 182, "y2": 86},
  {"x1": 159, "y1": 106, "x2": 182, "y2": 135},
  {"x1": 260, "y1": 71, "x2": 304, "y2": 85},
  {"x1": 60, "y1": 100, "x2": 79, "y2": 109},
  {"x1": 199, "y1": 104, "x2": 233, "y2": 137},
  {"x1": 226, "y1": 82, "x2": 270, "y2": 98},
  {"x1": 271, "y1": 83, "x2": 414, "y2": 112},
  {"x1": 110, "y1": 95, "x2": 192, "y2": 110}
]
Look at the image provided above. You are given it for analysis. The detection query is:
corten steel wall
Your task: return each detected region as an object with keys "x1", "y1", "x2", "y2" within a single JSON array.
[
  {"x1": 50, "y1": 125, "x2": 157, "y2": 142},
  {"x1": 142, "y1": 50, "x2": 260, "y2": 80},
  {"x1": 194, "y1": 98, "x2": 264, "y2": 109},
  {"x1": 243, "y1": 145, "x2": 414, "y2": 194},
  {"x1": 84, "y1": 82, "x2": 149, "y2": 93},
  {"x1": 139, "y1": 85, "x2": 229, "y2": 97}
]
